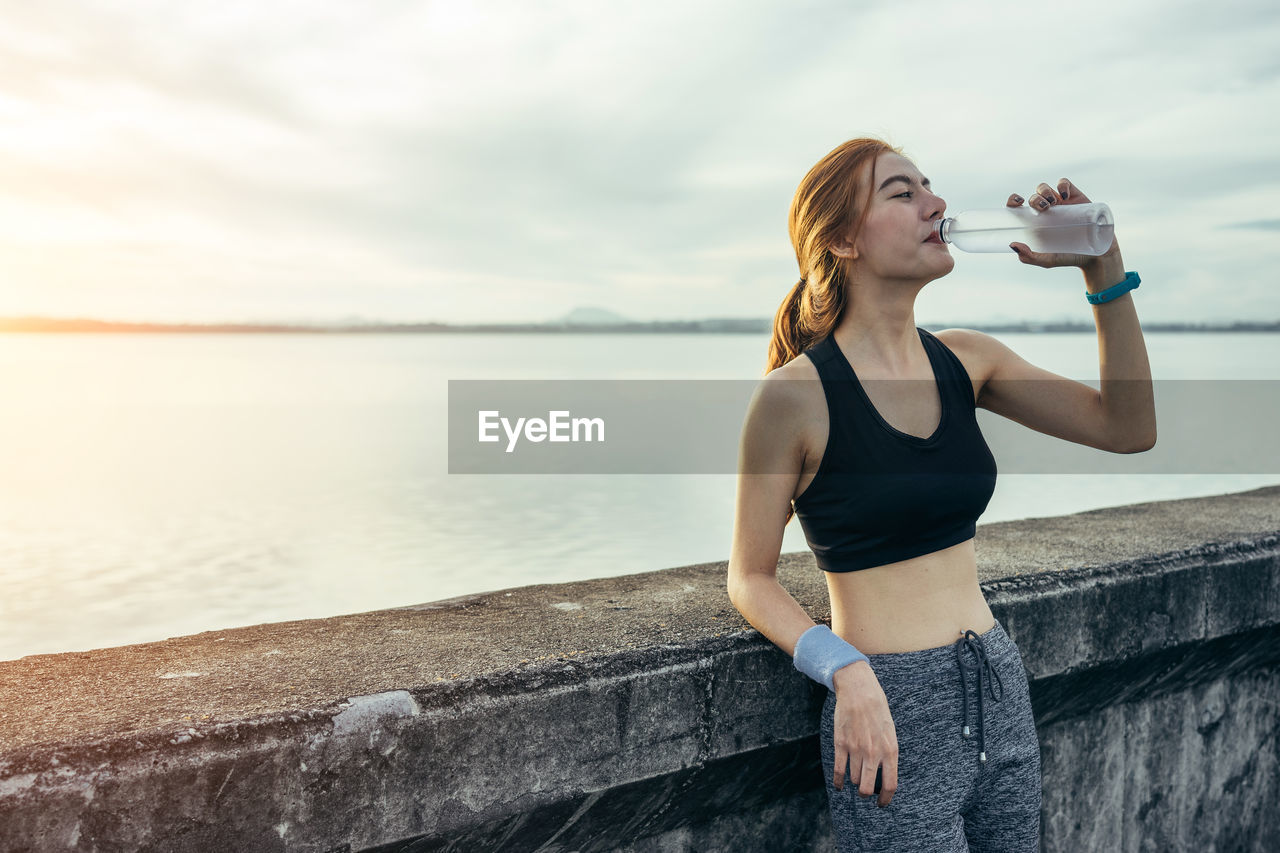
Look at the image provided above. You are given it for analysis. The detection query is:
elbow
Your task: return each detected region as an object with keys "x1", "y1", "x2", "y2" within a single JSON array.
[
  {"x1": 726, "y1": 583, "x2": 751, "y2": 620},
  {"x1": 1115, "y1": 428, "x2": 1157, "y2": 454},
  {"x1": 726, "y1": 572, "x2": 772, "y2": 609},
  {"x1": 1107, "y1": 405, "x2": 1157, "y2": 453},
  {"x1": 726, "y1": 575, "x2": 746, "y2": 608}
]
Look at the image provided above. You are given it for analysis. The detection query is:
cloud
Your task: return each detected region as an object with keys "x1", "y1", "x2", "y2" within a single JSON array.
[
  {"x1": 1220, "y1": 219, "x2": 1280, "y2": 231},
  {"x1": 1, "y1": 0, "x2": 1279, "y2": 324}
]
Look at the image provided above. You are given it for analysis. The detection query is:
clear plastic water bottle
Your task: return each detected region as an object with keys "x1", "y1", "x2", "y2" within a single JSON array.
[{"x1": 934, "y1": 201, "x2": 1115, "y2": 255}]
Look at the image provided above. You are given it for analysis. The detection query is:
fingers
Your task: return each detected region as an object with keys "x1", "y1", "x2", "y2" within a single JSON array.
[
  {"x1": 1011, "y1": 241, "x2": 1064, "y2": 267},
  {"x1": 1006, "y1": 193, "x2": 1024, "y2": 208},
  {"x1": 878, "y1": 762, "x2": 898, "y2": 808},
  {"x1": 1025, "y1": 177, "x2": 1087, "y2": 209},
  {"x1": 832, "y1": 692, "x2": 898, "y2": 806},
  {"x1": 1028, "y1": 181, "x2": 1062, "y2": 211},
  {"x1": 834, "y1": 752, "x2": 896, "y2": 807},
  {"x1": 1059, "y1": 177, "x2": 1090, "y2": 203},
  {"x1": 831, "y1": 749, "x2": 866, "y2": 794},
  {"x1": 857, "y1": 761, "x2": 877, "y2": 798},
  {"x1": 1010, "y1": 242, "x2": 1040, "y2": 265},
  {"x1": 858, "y1": 763, "x2": 896, "y2": 808}
]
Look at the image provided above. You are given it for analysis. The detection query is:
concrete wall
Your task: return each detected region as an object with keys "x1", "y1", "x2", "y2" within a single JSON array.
[{"x1": 2, "y1": 485, "x2": 1278, "y2": 852}]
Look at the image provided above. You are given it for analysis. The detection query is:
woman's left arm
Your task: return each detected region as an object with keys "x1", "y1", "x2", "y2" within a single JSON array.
[{"x1": 941, "y1": 178, "x2": 1156, "y2": 454}]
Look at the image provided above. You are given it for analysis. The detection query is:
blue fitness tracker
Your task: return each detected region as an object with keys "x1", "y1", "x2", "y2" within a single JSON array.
[{"x1": 1086, "y1": 270, "x2": 1141, "y2": 305}]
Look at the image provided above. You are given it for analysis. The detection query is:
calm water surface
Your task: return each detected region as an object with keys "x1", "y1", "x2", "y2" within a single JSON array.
[{"x1": 1, "y1": 331, "x2": 1277, "y2": 661}]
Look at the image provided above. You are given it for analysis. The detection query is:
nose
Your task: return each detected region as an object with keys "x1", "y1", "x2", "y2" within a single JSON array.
[{"x1": 928, "y1": 189, "x2": 946, "y2": 220}]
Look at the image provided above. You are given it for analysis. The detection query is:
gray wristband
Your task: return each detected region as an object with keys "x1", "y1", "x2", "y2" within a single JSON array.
[{"x1": 793, "y1": 624, "x2": 870, "y2": 692}]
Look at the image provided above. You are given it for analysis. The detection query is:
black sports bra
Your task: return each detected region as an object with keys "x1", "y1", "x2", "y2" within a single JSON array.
[{"x1": 791, "y1": 328, "x2": 997, "y2": 572}]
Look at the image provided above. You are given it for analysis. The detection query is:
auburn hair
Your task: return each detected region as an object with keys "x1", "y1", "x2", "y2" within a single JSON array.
[{"x1": 765, "y1": 137, "x2": 904, "y2": 374}]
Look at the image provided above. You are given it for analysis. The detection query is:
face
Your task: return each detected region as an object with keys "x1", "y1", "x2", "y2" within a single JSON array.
[{"x1": 837, "y1": 151, "x2": 953, "y2": 281}]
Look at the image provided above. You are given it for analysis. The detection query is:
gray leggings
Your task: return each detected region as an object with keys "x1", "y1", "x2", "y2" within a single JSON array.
[{"x1": 820, "y1": 618, "x2": 1042, "y2": 852}]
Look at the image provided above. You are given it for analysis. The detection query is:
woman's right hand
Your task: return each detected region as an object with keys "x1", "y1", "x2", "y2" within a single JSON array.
[{"x1": 831, "y1": 660, "x2": 898, "y2": 807}]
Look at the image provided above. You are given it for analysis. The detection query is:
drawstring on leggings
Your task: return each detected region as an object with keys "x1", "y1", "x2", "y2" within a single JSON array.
[{"x1": 955, "y1": 628, "x2": 1005, "y2": 766}]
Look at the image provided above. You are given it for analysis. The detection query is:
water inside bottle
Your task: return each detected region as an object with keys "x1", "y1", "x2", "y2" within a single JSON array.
[
  {"x1": 951, "y1": 221, "x2": 1115, "y2": 254},
  {"x1": 1029, "y1": 222, "x2": 1114, "y2": 254}
]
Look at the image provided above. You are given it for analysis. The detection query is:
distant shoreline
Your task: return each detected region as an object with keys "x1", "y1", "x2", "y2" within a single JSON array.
[{"x1": 2, "y1": 317, "x2": 1279, "y2": 334}]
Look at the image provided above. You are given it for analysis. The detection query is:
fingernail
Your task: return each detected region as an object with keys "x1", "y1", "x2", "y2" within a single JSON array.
[
  {"x1": 1009, "y1": 244, "x2": 1019, "y2": 252},
  {"x1": 1012, "y1": 195, "x2": 1023, "y2": 204},
  {"x1": 1037, "y1": 199, "x2": 1049, "y2": 209}
]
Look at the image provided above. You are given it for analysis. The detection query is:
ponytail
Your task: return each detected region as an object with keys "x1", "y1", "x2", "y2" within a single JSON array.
[{"x1": 765, "y1": 137, "x2": 901, "y2": 375}]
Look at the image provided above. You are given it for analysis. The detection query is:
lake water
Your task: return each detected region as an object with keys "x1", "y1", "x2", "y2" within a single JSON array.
[{"x1": 1, "y1": 331, "x2": 1277, "y2": 661}]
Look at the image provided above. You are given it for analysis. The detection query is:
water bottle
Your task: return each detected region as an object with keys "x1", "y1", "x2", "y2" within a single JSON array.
[{"x1": 934, "y1": 201, "x2": 1115, "y2": 255}]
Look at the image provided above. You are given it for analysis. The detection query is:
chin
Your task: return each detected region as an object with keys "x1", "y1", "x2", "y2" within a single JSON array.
[{"x1": 924, "y1": 260, "x2": 955, "y2": 283}]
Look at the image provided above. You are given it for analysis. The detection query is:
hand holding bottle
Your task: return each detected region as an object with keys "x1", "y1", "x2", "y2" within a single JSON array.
[{"x1": 1007, "y1": 178, "x2": 1123, "y2": 270}]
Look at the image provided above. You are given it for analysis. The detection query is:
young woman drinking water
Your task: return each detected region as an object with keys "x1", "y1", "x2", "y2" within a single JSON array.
[{"x1": 727, "y1": 136, "x2": 1154, "y2": 851}]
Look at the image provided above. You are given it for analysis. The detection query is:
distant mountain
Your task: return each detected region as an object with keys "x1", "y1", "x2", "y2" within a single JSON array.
[{"x1": 556, "y1": 306, "x2": 631, "y2": 325}]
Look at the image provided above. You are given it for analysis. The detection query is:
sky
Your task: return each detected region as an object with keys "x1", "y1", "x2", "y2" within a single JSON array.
[{"x1": 1, "y1": 0, "x2": 1278, "y2": 326}]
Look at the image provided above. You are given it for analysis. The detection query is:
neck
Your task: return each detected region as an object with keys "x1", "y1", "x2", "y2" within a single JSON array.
[{"x1": 831, "y1": 280, "x2": 926, "y2": 374}]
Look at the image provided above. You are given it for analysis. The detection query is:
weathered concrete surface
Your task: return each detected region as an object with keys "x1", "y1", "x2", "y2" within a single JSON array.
[{"x1": 0, "y1": 484, "x2": 1278, "y2": 851}]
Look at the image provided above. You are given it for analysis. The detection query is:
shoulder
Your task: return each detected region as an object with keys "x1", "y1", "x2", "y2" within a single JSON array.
[
  {"x1": 769, "y1": 347, "x2": 821, "y2": 382},
  {"x1": 929, "y1": 327, "x2": 1017, "y2": 401},
  {"x1": 739, "y1": 352, "x2": 825, "y2": 461},
  {"x1": 932, "y1": 327, "x2": 1028, "y2": 369},
  {"x1": 753, "y1": 351, "x2": 821, "y2": 419}
]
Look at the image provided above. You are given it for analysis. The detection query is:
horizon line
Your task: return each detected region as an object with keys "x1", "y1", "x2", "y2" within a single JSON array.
[{"x1": 2, "y1": 315, "x2": 1280, "y2": 333}]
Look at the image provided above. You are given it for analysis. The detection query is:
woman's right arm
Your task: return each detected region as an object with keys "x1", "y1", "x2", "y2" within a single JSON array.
[
  {"x1": 725, "y1": 373, "x2": 821, "y2": 650},
  {"x1": 725, "y1": 372, "x2": 898, "y2": 807}
]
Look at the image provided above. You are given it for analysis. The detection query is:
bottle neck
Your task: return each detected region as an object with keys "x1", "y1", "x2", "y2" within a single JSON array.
[{"x1": 936, "y1": 218, "x2": 952, "y2": 244}]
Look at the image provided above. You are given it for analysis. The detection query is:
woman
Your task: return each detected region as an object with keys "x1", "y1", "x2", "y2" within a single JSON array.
[{"x1": 726, "y1": 137, "x2": 1155, "y2": 851}]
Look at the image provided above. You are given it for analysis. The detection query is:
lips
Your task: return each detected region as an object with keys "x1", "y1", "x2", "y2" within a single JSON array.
[{"x1": 923, "y1": 232, "x2": 944, "y2": 244}]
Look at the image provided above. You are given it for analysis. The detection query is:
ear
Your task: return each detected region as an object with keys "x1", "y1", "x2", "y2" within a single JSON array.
[{"x1": 830, "y1": 239, "x2": 859, "y2": 261}]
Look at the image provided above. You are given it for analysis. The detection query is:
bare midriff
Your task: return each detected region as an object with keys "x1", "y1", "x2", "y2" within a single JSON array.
[{"x1": 825, "y1": 537, "x2": 995, "y2": 654}]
